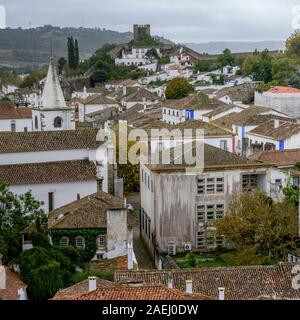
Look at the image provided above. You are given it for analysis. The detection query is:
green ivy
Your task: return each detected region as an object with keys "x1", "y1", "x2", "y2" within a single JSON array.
[{"x1": 50, "y1": 228, "x2": 106, "y2": 262}]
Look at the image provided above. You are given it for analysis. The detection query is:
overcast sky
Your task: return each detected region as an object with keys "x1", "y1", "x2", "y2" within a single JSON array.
[{"x1": 1, "y1": 0, "x2": 299, "y2": 42}]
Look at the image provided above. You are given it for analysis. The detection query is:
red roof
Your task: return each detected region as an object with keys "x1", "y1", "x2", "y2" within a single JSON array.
[
  {"x1": 250, "y1": 149, "x2": 300, "y2": 167},
  {"x1": 0, "y1": 102, "x2": 32, "y2": 120},
  {"x1": 267, "y1": 86, "x2": 300, "y2": 94},
  {"x1": 74, "y1": 285, "x2": 213, "y2": 300},
  {"x1": 0, "y1": 267, "x2": 27, "y2": 300}
]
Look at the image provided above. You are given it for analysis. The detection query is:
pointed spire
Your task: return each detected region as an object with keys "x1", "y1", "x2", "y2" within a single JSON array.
[{"x1": 41, "y1": 57, "x2": 67, "y2": 109}]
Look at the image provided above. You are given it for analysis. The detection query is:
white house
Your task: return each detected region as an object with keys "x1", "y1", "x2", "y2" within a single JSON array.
[
  {"x1": 0, "y1": 129, "x2": 109, "y2": 212},
  {"x1": 202, "y1": 104, "x2": 244, "y2": 122},
  {"x1": 255, "y1": 86, "x2": 300, "y2": 118},
  {"x1": 140, "y1": 143, "x2": 288, "y2": 267},
  {"x1": 121, "y1": 88, "x2": 160, "y2": 110},
  {"x1": 1, "y1": 84, "x2": 19, "y2": 95},
  {"x1": 0, "y1": 102, "x2": 32, "y2": 132},
  {"x1": 32, "y1": 57, "x2": 75, "y2": 131},
  {"x1": 115, "y1": 47, "x2": 161, "y2": 67},
  {"x1": 78, "y1": 94, "x2": 119, "y2": 122},
  {"x1": 162, "y1": 92, "x2": 229, "y2": 125}
]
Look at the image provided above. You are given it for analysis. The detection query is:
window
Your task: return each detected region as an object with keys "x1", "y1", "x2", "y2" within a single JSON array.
[
  {"x1": 60, "y1": 236, "x2": 69, "y2": 247},
  {"x1": 206, "y1": 178, "x2": 215, "y2": 194},
  {"x1": 198, "y1": 177, "x2": 224, "y2": 195},
  {"x1": 97, "y1": 236, "x2": 106, "y2": 248},
  {"x1": 242, "y1": 174, "x2": 258, "y2": 192},
  {"x1": 75, "y1": 236, "x2": 85, "y2": 248},
  {"x1": 197, "y1": 178, "x2": 205, "y2": 194},
  {"x1": 48, "y1": 192, "x2": 54, "y2": 212},
  {"x1": 35, "y1": 116, "x2": 39, "y2": 130},
  {"x1": 197, "y1": 231, "x2": 205, "y2": 248},
  {"x1": 216, "y1": 204, "x2": 225, "y2": 219},
  {"x1": 197, "y1": 205, "x2": 205, "y2": 222},
  {"x1": 206, "y1": 205, "x2": 215, "y2": 221},
  {"x1": 216, "y1": 178, "x2": 224, "y2": 193},
  {"x1": 54, "y1": 116, "x2": 63, "y2": 128},
  {"x1": 197, "y1": 204, "x2": 225, "y2": 222},
  {"x1": 10, "y1": 121, "x2": 16, "y2": 132},
  {"x1": 24, "y1": 127, "x2": 28, "y2": 132},
  {"x1": 220, "y1": 140, "x2": 228, "y2": 151}
]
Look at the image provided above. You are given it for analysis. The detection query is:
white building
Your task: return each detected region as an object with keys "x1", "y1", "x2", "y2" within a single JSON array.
[
  {"x1": 0, "y1": 129, "x2": 109, "y2": 213},
  {"x1": 0, "y1": 102, "x2": 32, "y2": 132},
  {"x1": 32, "y1": 58, "x2": 75, "y2": 131},
  {"x1": 140, "y1": 144, "x2": 288, "y2": 266},
  {"x1": 255, "y1": 86, "x2": 300, "y2": 118},
  {"x1": 121, "y1": 88, "x2": 160, "y2": 110},
  {"x1": 1, "y1": 84, "x2": 19, "y2": 95},
  {"x1": 115, "y1": 47, "x2": 161, "y2": 67}
]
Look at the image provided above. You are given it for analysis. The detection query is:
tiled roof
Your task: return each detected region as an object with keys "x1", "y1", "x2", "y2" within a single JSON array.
[
  {"x1": 250, "y1": 149, "x2": 300, "y2": 167},
  {"x1": 213, "y1": 105, "x2": 292, "y2": 129},
  {"x1": 146, "y1": 143, "x2": 270, "y2": 172},
  {"x1": 48, "y1": 191, "x2": 129, "y2": 229},
  {"x1": 0, "y1": 266, "x2": 27, "y2": 300},
  {"x1": 214, "y1": 83, "x2": 260, "y2": 102},
  {"x1": 122, "y1": 88, "x2": 160, "y2": 102},
  {"x1": 267, "y1": 86, "x2": 300, "y2": 94},
  {"x1": 0, "y1": 160, "x2": 96, "y2": 185},
  {"x1": 163, "y1": 92, "x2": 228, "y2": 111},
  {"x1": 0, "y1": 129, "x2": 100, "y2": 153},
  {"x1": 0, "y1": 102, "x2": 32, "y2": 120},
  {"x1": 203, "y1": 104, "x2": 242, "y2": 118},
  {"x1": 83, "y1": 94, "x2": 118, "y2": 105},
  {"x1": 52, "y1": 277, "x2": 115, "y2": 300},
  {"x1": 249, "y1": 119, "x2": 300, "y2": 140},
  {"x1": 115, "y1": 263, "x2": 300, "y2": 300},
  {"x1": 74, "y1": 285, "x2": 213, "y2": 300}
]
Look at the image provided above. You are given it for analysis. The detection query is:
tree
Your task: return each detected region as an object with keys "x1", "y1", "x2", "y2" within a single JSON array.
[
  {"x1": 217, "y1": 48, "x2": 235, "y2": 67},
  {"x1": 272, "y1": 58, "x2": 296, "y2": 84},
  {"x1": 67, "y1": 37, "x2": 79, "y2": 70},
  {"x1": 145, "y1": 48, "x2": 159, "y2": 60},
  {"x1": 0, "y1": 183, "x2": 46, "y2": 262},
  {"x1": 288, "y1": 72, "x2": 300, "y2": 89},
  {"x1": 74, "y1": 39, "x2": 80, "y2": 68},
  {"x1": 57, "y1": 57, "x2": 67, "y2": 75},
  {"x1": 194, "y1": 60, "x2": 211, "y2": 73},
  {"x1": 251, "y1": 50, "x2": 273, "y2": 83},
  {"x1": 286, "y1": 30, "x2": 300, "y2": 56},
  {"x1": 165, "y1": 77, "x2": 194, "y2": 99},
  {"x1": 215, "y1": 190, "x2": 299, "y2": 260},
  {"x1": 19, "y1": 246, "x2": 78, "y2": 300}
]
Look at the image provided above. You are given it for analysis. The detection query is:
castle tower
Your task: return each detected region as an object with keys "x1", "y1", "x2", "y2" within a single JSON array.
[
  {"x1": 133, "y1": 24, "x2": 151, "y2": 41},
  {"x1": 32, "y1": 58, "x2": 75, "y2": 131}
]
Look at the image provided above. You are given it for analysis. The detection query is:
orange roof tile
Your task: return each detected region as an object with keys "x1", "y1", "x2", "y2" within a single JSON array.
[{"x1": 267, "y1": 86, "x2": 300, "y2": 94}]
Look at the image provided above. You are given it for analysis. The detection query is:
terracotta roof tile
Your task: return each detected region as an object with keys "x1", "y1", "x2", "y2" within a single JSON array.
[
  {"x1": 267, "y1": 86, "x2": 300, "y2": 94},
  {"x1": 0, "y1": 102, "x2": 32, "y2": 120},
  {"x1": 0, "y1": 267, "x2": 27, "y2": 300},
  {"x1": 0, "y1": 129, "x2": 100, "y2": 153},
  {"x1": 115, "y1": 264, "x2": 300, "y2": 300},
  {"x1": 0, "y1": 160, "x2": 96, "y2": 185},
  {"x1": 250, "y1": 149, "x2": 300, "y2": 167},
  {"x1": 48, "y1": 191, "x2": 128, "y2": 229}
]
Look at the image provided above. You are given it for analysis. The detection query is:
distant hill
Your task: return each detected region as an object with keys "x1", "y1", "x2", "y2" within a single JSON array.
[
  {"x1": 0, "y1": 25, "x2": 133, "y2": 69},
  {"x1": 185, "y1": 41, "x2": 285, "y2": 55}
]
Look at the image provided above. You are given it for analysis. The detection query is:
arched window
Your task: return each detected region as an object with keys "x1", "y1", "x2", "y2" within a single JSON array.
[
  {"x1": 54, "y1": 116, "x2": 63, "y2": 128},
  {"x1": 60, "y1": 236, "x2": 69, "y2": 247},
  {"x1": 97, "y1": 235, "x2": 106, "y2": 249},
  {"x1": 34, "y1": 116, "x2": 39, "y2": 130},
  {"x1": 75, "y1": 236, "x2": 85, "y2": 249}
]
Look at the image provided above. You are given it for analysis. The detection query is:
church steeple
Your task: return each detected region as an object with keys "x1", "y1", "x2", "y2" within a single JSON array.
[{"x1": 41, "y1": 57, "x2": 67, "y2": 109}]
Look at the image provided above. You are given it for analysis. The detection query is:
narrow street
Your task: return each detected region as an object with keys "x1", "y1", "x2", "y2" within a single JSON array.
[{"x1": 126, "y1": 193, "x2": 154, "y2": 270}]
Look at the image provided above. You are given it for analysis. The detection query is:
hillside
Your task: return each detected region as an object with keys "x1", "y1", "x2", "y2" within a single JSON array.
[
  {"x1": 185, "y1": 41, "x2": 285, "y2": 55},
  {"x1": 0, "y1": 25, "x2": 133, "y2": 69}
]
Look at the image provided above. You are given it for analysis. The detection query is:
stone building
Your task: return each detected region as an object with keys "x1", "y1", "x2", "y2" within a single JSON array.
[{"x1": 133, "y1": 24, "x2": 151, "y2": 41}]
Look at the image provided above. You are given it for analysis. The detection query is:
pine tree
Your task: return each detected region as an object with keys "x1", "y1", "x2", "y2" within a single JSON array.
[{"x1": 67, "y1": 37, "x2": 76, "y2": 69}]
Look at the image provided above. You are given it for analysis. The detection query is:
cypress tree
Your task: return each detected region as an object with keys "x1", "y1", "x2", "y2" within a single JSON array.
[
  {"x1": 74, "y1": 39, "x2": 79, "y2": 68},
  {"x1": 67, "y1": 37, "x2": 76, "y2": 69}
]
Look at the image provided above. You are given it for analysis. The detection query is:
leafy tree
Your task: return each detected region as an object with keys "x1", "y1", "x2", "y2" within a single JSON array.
[
  {"x1": 283, "y1": 185, "x2": 299, "y2": 207},
  {"x1": 194, "y1": 60, "x2": 211, "y2": 73},
  {"x1": 145, "y1": 48, "x2": 159, "y2": 60},
  {"x1": 217, "y1": 48, "x2": 235, "y2": 67},
  {"x1": 286, "y1": 30, "x2": 300, "y2": 56},
  {"x1": 288, "y1": 72, "x2": 300, "y2": 89},
  {"x1": 19, "y1": 246, "x2": 78, "y2": 300},
  {"x1": 186, "y1": 252, "x2": 197, "y2": 267},
  {"x1": 165, "y1": 77, "x2": 194, "y2": 99},
  {"x1": 0, "y1": 183, "x2": 46, "y2": 262},
  {"x1": 272, "y1": 58, "x2": 296, "y2": 84},
  {"x1": 215, "y1": 190, "x2": 299, "y2": 260},
  {"x1": 20, "y1": 70, "x2": 47, "y2": 88},
  {"x1": 251, "y1": 50, "x2": 273, "y2": 83},
  {"x1": 241, "y1": 54, "x2": 259, "y2": 76}
]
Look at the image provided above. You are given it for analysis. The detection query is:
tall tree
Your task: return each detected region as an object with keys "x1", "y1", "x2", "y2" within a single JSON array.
[
  {"x1": 67, "y1": 37, "x2": 76, "y2": 69},
  {"x1": 57, "y1": 57, "x2": 67, "y2": 75},
  {"x1": 74, "y1": 39, "x2": 79, "y2": 68},
  {"x1": 218, "y1": 48, "x2": 235, "y2": 68}
]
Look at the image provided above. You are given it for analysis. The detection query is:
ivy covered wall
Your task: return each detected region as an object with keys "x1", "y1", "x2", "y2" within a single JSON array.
[{"x1": 50, "y1": 228, "x2": 106, "y2": 262}]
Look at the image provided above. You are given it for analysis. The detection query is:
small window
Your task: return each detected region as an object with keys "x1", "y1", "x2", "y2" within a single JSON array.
[
  {"x1": 97, "y1": 236, "x2": 106, "y2": 249},
  {"x1": 54, "y1": 116, "x2": 63, "y2": 128},
  {"x1": 35, "y1": 115, "x2": 39, "y2": 130},
  {"x1": 197, "y1": 205, "x2": 205, "y2": 221},
  {"x1": 24, "y1": 127, "x2": 28, "y2": 132},
  {"x1": 11, "y1": 121, "x2": 16, "y2": 132},
  {"x1": 75, "y1": 236, "x2": 85, "y2": 248},
  {"x1": 48, "y1": 192, "x2": 54, "y2": 212},
  {"x1": 197, "y1": 178, "x2": 205, "y2": 194},
  {"x1": 60, "y1": 236, "x2": 69, "y2": 247}
]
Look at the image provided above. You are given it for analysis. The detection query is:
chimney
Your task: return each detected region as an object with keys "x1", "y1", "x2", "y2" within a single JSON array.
[
  {"x1": 0, "y1": 265, "x2": 6, "y2": 290},
  {"x1": 18, "y1": 288, "x2": 27, "y2": 300},
  {"x1": 123, "y1": 86, "x2": 127, "y2": 96},
  {"x1": 127, "y1": 242, "x2": 134, "y2": 270},
  {"x1": 218, "y1": 287, "x2": 225, "y2": 300},
  {"x1": 167, "y1": 273, "x2": 173, "y2": 289},
  {"x1": 274, "y1": 119, "x2": 280, "y2": 129},
  {"x1": 88, "y1": 276, "x2": 97, "y2": 292},
  {"x1": 186, "y1": 280, "x2": 193, "y2": 294}
]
